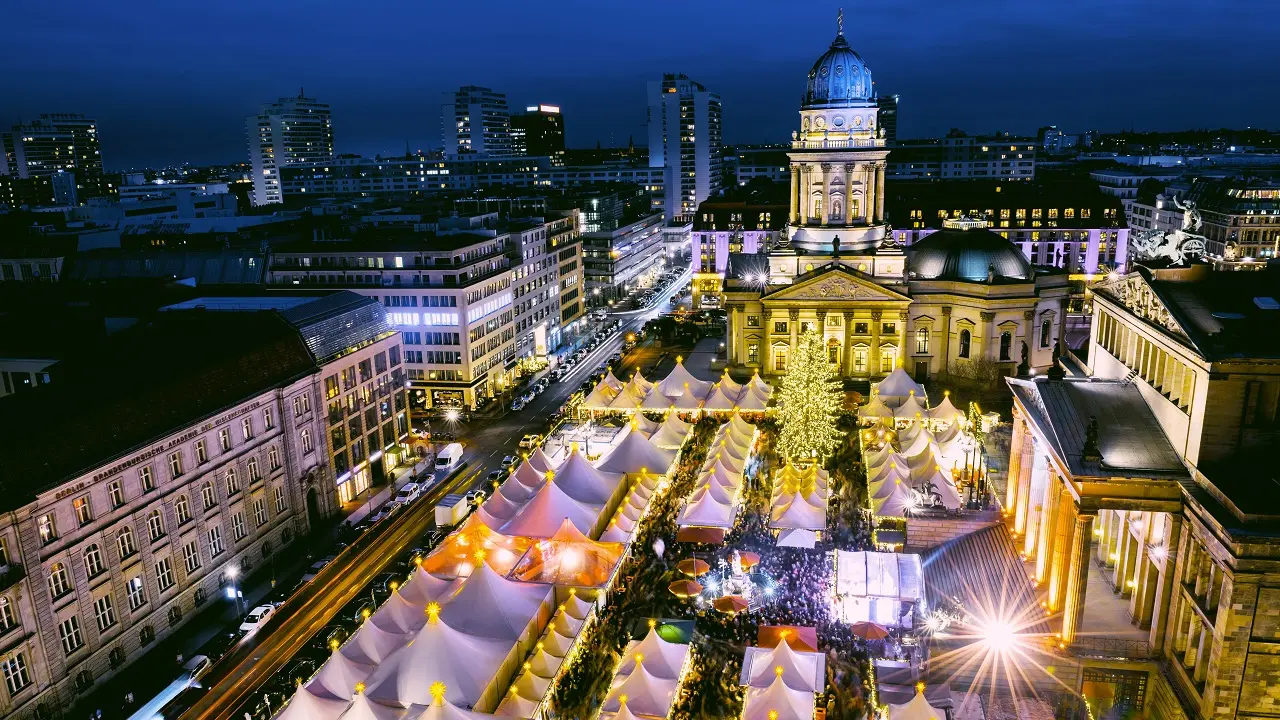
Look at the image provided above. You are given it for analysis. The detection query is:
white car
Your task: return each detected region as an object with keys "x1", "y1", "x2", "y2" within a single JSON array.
[{"x1": 239, "y1": 604, "x2": 276, "y2": 634}]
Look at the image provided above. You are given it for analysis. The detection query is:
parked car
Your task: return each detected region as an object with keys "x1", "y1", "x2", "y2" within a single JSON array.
[
  {"x1": 301, "y1": 556, "x2": 336, "y2": 582},
  {"x1": 464, "y1": 490, "x2": 487, "y2": 506},
  {"x1": 511, "y1": 398, "x2": 525, "y2": 412},
  {"x1": 239, "y1": 604, "x2": 276, "y2": 634},
  {"x1": 518, "y1": 434, "x2": 541, "y2": 449},
  {"x1": 392, "y1": 482, "x2": 422, "y2": 506},
  {"x1": 487, "y1": 469, "x2": 508, "y2": 484}
]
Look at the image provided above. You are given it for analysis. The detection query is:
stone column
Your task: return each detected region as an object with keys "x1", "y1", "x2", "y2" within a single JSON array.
[
  {"x1": 789, "y1": 309, "x2": 800, "y2": 357},
  {"x1": 875, "y1": 163, "x2": 886, "y2": 222},
  {"x1": 940, "y1": 306, "x2": 953, "y2": 377},
  {"x1": 1061, "y1": 512, "x2": 1096, "y2": 644},
  {"x1": 1129, "y1": 518, "x2": 1152, "y2": 619},
  {"x1": 862, "y1": 165, "x2": 873, "y2": 222},
  {"x1": 1006, "y1": 412, "x2": 1027, "y2": 510},
  {"x1": 870, "y1": 310, "x2": 883, "y2": 376},
  {"x1": 817, "y1": 310, "x2": 829, "y2": 361},
  {"x1": 1013, "y1": 435, "x2": 1035, "y2": 535},
  {"x1": 1048, "y1": 490, "x2": 1077, "y2": 612},
  {"x1": 843, "y1": 164, "x2": 855, "y2": 225},
  {"x1": 979, "y1": 311, "x2": 995, "y2": 361},
  {"x1": 1034, "y1": 473, "x2": 1061, "y2": 583},
  {"x1": 789, "y1": 165, "x2": 800, "y2": 224},
  {"x1": 897, "y1": 311, "x2": 908, "y2": 370},
  {"x1": 1022, "y1": 309, "x2": 1035, "y2": 367},
  {"x1": 819, "y1": 163, "x2": 831, "y2": 226},
  {"x1": 765, "y1": 310, "x2": 776, "y2": 372},
  {"x1": 727, "y1": 304, "x2": 742, "y2": 364},
  {"x1": 842, "y1": 311, "x2": 855, "y2": 376},
  {"x1": 1149, "y1": 514, "x2": 1182, "y2": 653},
  {"x1": 803, "y1": 165, "x2": 813, "y2": 222},
  {"x1": 1104, "y1": 511, "x2": 1121, "y2": 568}
]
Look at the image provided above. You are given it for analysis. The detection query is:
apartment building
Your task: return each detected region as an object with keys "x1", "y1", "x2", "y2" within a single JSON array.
[
  {"x1": 582, "y1": 211, "x2": 665, "y2": 305},
  {"x1": 0, "y1": 297, "x2": 401, "y2": 720},
  {"x1": 547, "y1": 212, "x2": 586, "y2": 341},
  {"x1": 246, "y1": 94, "x2": 334, "y2": 206},
  {"x1": 888, "y1": 131, "x2": 1037, "y2": 181}
]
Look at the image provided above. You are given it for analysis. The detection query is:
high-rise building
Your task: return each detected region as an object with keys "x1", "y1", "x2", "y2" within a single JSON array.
[
  {"x1": 441, "y1": 86, "x2": 513, "y2": 158},
  {"x1": 647, "y1": 73, "x2": 723, "y2": 220},
  {"x1": 5, "y1": 114, "x2": 105, "y2": 200},
  {"x1": 511, "y1": 105, "x2": 566, "y2": 163},
  {"x1": 246, "y1": 94, "x2": 335, "y2": 206},
  {"x1": 876, "y1": 94, "x2": 899, "y2": 144}
]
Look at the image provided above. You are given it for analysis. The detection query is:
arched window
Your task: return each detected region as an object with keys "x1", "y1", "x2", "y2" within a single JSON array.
[
  {"x1": 1000, "y1": 332, "x2": 1013, "y2": 361},
  {"x1": 116, "y1": 526, "x2": 136, "y2": 559},
  {"x1": 1040, "y1": 319, "x2": 1052, "y2": 348},
  {"x1": 959, "y1": 329, "x2": 972, "y2": 358},
  {"x1": 915, "y1": 327, "x2": 930, "y2": 354},
  {"x1": 83, "y1": 544, "x2": 104, "y2": 578},
  {"x1": 201, "y1": 482, "x2": 217, "y2": 511},
  {"x1": 48, "y1": 562, "x2": 72, "y2": 598},
  {"x1": 146, "y1": 510, "x2": 165, "y2": 541},
  {"x1": 0, "y1": 596, "x2": 17, "y2": 631},
  {"x1": 175, "y1": 495, "x2": 191, "y2": 525}
]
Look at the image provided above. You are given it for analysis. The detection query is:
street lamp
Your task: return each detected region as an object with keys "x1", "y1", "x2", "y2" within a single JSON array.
[{"x1": 225, "y1": 566, "x2": 244, "y2": 617}]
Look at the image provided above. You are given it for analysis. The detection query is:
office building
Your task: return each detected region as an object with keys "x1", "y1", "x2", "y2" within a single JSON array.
[
  {"x1": 582, "y1": 211, "x2": 665, "y2": 305},
  {"x1": 441, "y1": 86, "x2": 513, "y2": 158},
  {"x1": 511, "y1": 105, "x2": 565, "y2": 163},
  {"x1": 548, "y1": 212, "x2": 586, "y2": 341},
  {"x1": 876, "y1": 94, "x2": 900, "y2": 144},
  {"x1": 246, "y1": 94, "x2": 335, "y2": 206},
  {"x1": 280, "y1": 154, "x2": 663, "y2": 202},
  {"x1": 5, "y1": 114, "x2": 105, "y2": 201},
  {"x1": 267, "y1": 215, "x2": 567, "y2": 410},
  {"x1": 0, "y1": 294, "x2": 403, "y2": 720},
  {"x1": 728, "y1": 146, "x2": 790, "y2": 187},
  {"x1": 690, "y1": 188, "x2": 788, "y2": 309},
  {"x1": 1001, "y1": 262, "x2": 1280, "y2": 719},
  {"x1": 647, "y1": 73, "x2": 723, "y2": 219},
  {"x1": 887, "y1": 131, "x2": 1037, "y2": 181},
  {"x1": 1089, "y1": 167, "x2": 1183, "y2": 216},
  {"x1": 1182, "y1": 177, "x2": 1280, "y2": 265}
]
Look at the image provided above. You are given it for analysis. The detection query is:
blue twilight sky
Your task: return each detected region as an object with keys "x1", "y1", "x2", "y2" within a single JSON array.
[{"x1": 2, "y1": 0, "x2": 1275, "y2": 169}]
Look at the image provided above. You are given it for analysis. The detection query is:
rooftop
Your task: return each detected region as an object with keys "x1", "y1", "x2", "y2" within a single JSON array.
[{"x1": 1007, "y1": 377, "x2": 1189, "y2": 480}]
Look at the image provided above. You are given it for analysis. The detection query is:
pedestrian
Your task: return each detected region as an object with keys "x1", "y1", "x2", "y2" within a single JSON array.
[{"x1": 125, "y1": 691, "x2": 135, "y2": 705}]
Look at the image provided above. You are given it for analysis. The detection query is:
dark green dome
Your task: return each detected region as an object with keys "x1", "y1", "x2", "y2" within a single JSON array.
[{"x1": 907, "y1": 224, "x2": 1034, "y2": 283}]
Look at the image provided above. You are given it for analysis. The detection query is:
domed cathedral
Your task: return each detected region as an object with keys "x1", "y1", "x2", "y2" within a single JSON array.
[
  {"x1": 787, "y1": 9, "x2": 890, "y2": 253},
  {"x1": 719, "y1": 14, "x2": 1070, "y2": 386}
]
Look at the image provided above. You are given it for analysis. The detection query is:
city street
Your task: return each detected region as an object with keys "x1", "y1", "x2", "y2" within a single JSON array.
[{"x1": 177, "y1": 263, "x2": 692, "y2": 720}]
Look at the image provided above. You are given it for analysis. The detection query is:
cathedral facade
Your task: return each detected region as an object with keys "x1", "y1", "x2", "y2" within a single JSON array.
[{"x1": 719, "y1": 21, "x2": 1069, "y2": 384}]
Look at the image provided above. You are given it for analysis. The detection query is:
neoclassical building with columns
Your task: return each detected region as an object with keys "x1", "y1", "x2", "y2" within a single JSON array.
[{"x1": 716, "y1": 24, "x2": 1070, "y2": 384}]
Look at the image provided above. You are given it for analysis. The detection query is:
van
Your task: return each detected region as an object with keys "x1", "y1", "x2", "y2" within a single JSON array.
[{"x1": 435, "y1": 442, "x2": 464, "y2": 469}]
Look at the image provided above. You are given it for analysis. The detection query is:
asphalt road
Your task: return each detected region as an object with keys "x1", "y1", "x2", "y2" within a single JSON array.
[{"x1": 178, "y1": 265, "x2": 692, "y2": 720}]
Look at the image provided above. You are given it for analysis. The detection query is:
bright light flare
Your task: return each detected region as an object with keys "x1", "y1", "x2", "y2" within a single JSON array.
[
  {"x1": 979, "y1": 620, "x2": 1018, "y2": 652},
  {"x1": 444, "y1": 408, "x2": 461, "y2": 422}
]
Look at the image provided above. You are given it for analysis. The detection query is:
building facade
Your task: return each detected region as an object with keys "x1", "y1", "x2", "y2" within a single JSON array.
[
  {"x1": 648, "y1": 73, "x2": 723, "y2": 219},
  {"x1": 247, "y1": 94, "x2": 335, "y2": 206},
  {"x1": 442, "y1": 86, "x2": 513, "y2": 159},
  {"x1": 690, "y1": 193, "x2": 788, "y2": 309},
  {"x1": 0, "y1": 299, "x2": 401, "y2": 720},
  {"x1": 582, "y1": 212, "x2": 666, "y2": 305},
  {"x1": 887, "y1": 132, "x2": 1037, "y2": 182},
  {"x1": 4, "y1": 115, "x2": 105, "y2": 201},
  {"x1": 511, "y1": 105, "x2": 565, "y2": 163},
  {"x1": 876, "y1": 94, "x2": 899, "y2": 144},
  {"x1": 1183, "y1": 177, "x2": 1280, "y2": 265},
  {"x1": 1003, "y1": 262, "x2": 1280, "y2": 719}
]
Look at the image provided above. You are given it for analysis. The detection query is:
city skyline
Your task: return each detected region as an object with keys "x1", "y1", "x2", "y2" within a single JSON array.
[{"x1": 3, "y1": 0, "x2": 1277, "y2": 168}]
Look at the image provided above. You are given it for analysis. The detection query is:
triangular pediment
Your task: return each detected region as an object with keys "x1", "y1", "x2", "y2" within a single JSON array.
[
  {"x1": 1094, "y1": 273, "x2": 1191, "y2": 342},
  {"x1": 763, "y1": 265, "x2": 909, "y2": 304}
]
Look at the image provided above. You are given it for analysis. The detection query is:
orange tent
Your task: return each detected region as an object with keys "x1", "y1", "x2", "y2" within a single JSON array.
[{"x1": 509, "y1": 519, "x2": 625, "y2": 587}]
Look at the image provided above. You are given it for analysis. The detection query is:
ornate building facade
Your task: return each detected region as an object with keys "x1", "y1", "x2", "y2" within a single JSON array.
[{"x1": 719, "y1": 23, "x2": 1069, "y2": 384}]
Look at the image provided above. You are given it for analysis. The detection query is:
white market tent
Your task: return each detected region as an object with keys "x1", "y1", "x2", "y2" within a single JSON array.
[
  {"x1": 857, "y1": 394, "x2": 894, "y2": 423},
  {"x1": 527, "y1": 447, "x2": 558, "y2": 474},
  {"x1": 888, "y1": 689, "x2": 949, "y2": 720},
  {"x1": 275, "y1": 686, "x2": 349, "y2": 720},
  {"x1": 615, "y1": 627, "x2": 689, "y2": 680},
  {"x1": 337, "y1": 693, "x2": 407, "y2": 720},
  {"x1": 594, "y1": 426, "x2": 677, "y2": 476},
  {"x1": 736, "y1": 385, "x2": 771, "y2": 411},
  {"x1": 741, "y1": 675, "x2": 815, "y2": 720},
  {"x1": 499, "y1": 478, "x2": 602, "y2": 539},
  {"x1": 770, "y1": 497, "x2": 828, "y2": 530},
  {"x1": 678, "y1": 486, "x2": 736, "y2": 528},
  {"x1": 926, "y1": 392, "x2": 964, "y2": 426},
  {"x1": 776, "y1": 528, "x2": 818, "y2": 548},
  {"x1": 633, "y1": 413, "x2": 661, "y2": 436},
  {"x1": 552, "y1": 449, "x2": 625, "y2": 505},
  {"x1": 308, "y1": 648, "x2": 373, "y2": 702},
  {"x1": 702, "y1": 383, "x2": 740, "y2": 411},
  {"x1": 834, "y1": 551, "x2": 924, "y2": 626},
  {"x1": 894, "y1": 393, "x2": 928, "y2": 420},
  {"x1": 874, "y1": 368, "x2": 926, "y2": 408},
  {"x1": 648, "y1": 413, "x2": 692, "y2": 449},
  {"x1": 741, "y1": 640, "x2": 825, "y2": 692},
  {"x1": 601, "y1": 665, "x2": 679, "y2": 718},
  {"x1": 438, "y1": 564, "x2": 552, "y2": 643},
  {"x1": 655, "y1": 359, "x2": 714, "y2": 400},
  {"x1": 361, "y1": 611, "x2": 513, "y2": 709}
]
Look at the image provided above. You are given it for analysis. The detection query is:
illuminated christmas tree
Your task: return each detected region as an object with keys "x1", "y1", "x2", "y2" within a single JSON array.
[{"x1": 777, "y1": 329, "x2": 844, "y2": 461}]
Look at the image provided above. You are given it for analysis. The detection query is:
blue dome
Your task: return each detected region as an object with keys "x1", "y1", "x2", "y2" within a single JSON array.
[
  {"x1": 907, "y1": 226, "x2": 1036, "y2": 284},
  {"x1": 804, "y1": 33, "x2": 874, "y2": 108}
]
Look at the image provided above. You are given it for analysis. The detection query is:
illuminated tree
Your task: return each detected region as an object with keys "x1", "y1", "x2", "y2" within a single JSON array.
[{"x1": 777, "y1": 329, "x2": 844, "y2": 461}]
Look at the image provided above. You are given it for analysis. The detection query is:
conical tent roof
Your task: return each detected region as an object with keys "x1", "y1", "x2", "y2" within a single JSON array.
[
  {"x1": 526, "y1": 646, "x2": 564, "y2": 678},
  {"x1": 894, "y1": 393, "x2": 928, "y2": 419},
  {"x1": 418, "y1": 695, "x2": 500, "y2": 720},
  {"x1": 656, "y1": 360, "x2": 712, "y2": 398},
  {"x1": 510, "y1": 458, "x2": 549, "y2": 489},
  {"x1": 595, "y1": 428, "x2": 676, "y2": 475},
  {"x1": 344, "y1": 615, "x2": 411, "y2": 666},
  {"x1": 602, "y1": 665, "x2": 678, "y2": 717},
  {"x1": 678, "y1": 489, "x2": 734, "y2": 528},
  {"x1": 631, "y1": 370, "x2": 655, "y2": 391},
  {"x1": 552, "y1": 449, "x2": 625, "y2": 504},
  {"x1": 702, "y1": 384, "x2": 740, "y2": 411},
  {"x1": 368, "y1": 592, "x2": 428, "y2": 635},
  {"x1": 935, "y1": 420, "x2": 961, "y2": 443},
  {"x1": 510, "y1": 671, "x2": 550, "y2": 699},
  {"x1": 670, "y1": 387, "x2": 703, "y2": 410},
  {"x1": 401, "y1": 566, "x2": 462, "y2": 605},
  {"x1": 695, "y1": 479, "x2": 734, "y2": 505},
  {"x1": 602, "y1": 369, "x2": 625, "y2": 392},
  {"x1": 540, "y1": 629, "x2": 574, "y2": 657},
  {"x1": 888, "y1": 688, "x2": 947, "y2": 720},
  {"x1": 561, "y1": 593, "x2": 594, "y2": 621},
  {"x1": 868, "y1": 474, "x2": 909, "y2": 501},
  {"x1": 527, "y1": 447, "x2": 558, "y2": 474},
  {"x1": 720, "y1": 372, "x2": 746, "y2": 397},
  {"x1": 634, "y1": 413, "x2": 661, "y2": 435},
  {"x1": 747, "y1": 639, "x2": 821, "y2": 692},
  {"x1": 550, "y1": 612, "x2": 583, "y2": 637},
  {"x1": 495, "y1": 690, "x2": 540, "y2": 717},
  {"x1": 482, "y1": 489, "x2": 525, "y2": 521},
  {"x1": 899, "y1": 429, "x2": 934, "y2": 457},
  {"x1": 873, "y1": 482, "x2": 918, "y2": 517},
  {"x1": 337, "y1": 692, "x2": 405, "y2": 720},
  {"x1": 501, "y1": 478, "x2": 601, "y2": 539},
  {"x1": 704, "y1": 448, "x2": 745, "y2": 473},
  {"x1": 608, "y1": 384, "x2": 646, "y2": 411},
  {"x1": 615, "y1": 628, "x2": 689, "y2": 680},
  {"x1": 927, "y1": 393, "x2": 963, "y2": 424},
  {"x1": 420, "y1": 515, "x2": 529, "y2": 580},
  {"x1": 868, "y1": 458, "x2": 907, "y2": 484},
  {"x1": 875, "y1": 367, "x2": 925, "y2": 405},
  {"x1": 599, "y1": 522, "x2": 630, "y2": 543},
  {"x1": 728, "y1": 411, "x2": 756, "y2": 437},
  {"x1": 308, "y1": 648, "x2": 374, "y2": 701},
  {"x1": 606, "y1": 706, "x2": 642, "y2": 720},
  {"x1": 701, "y1": 462, "x2": 741, "y2": 492},
  {"x1": 736, "y1": 388, "x2": 770, "y2": 411},
  {"x1": 582, "y1": 380, "x2": 620, "y2": 410},
  {"x1": 277, "y1": 686, "x2": 350, "y2": 720},
  {"x1": 749, "y1": 372, "x2": 773, "y2": 395},
  {"x1": 858, "y1": 394, "x2": 894, "y2": 419},
  {"x1": 742, "y1": 675, "x2": 815, "y2": 720},
  {"x1": 439, "y1": 563, "x2": 551, "y2": 641},
  {"x1": 511, "y1": 519, "x2": 624, "y2": 587},
  {"x1": 770, "y1": 496, "x2": 827, "y2": 531},
  {"x1": 648, "y1": 413, "x2": 691, "y2": 450},
  {"x1": 363, "y1": 612, "x2": 511, "y2": 708}
]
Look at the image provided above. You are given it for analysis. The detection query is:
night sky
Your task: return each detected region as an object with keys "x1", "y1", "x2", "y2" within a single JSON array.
[{"x1": 3, "y1": 0, "x2": 1275, "y2": 169}]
